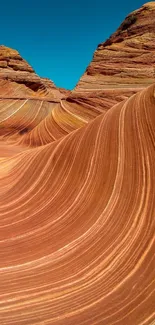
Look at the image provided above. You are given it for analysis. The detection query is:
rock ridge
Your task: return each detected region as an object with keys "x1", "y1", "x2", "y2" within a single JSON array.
[{"x1": 75, "y1": 2, "x2": 155, "y2": 91}]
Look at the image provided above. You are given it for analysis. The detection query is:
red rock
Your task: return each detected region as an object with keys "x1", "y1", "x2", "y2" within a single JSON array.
[
  {"x1": 1, "y1": 3, "x2": 155, "y2": 144},
  {"x1": 0, "y1": 45, "x2": 64, "y2": 100},
  {"x1": 75, "y1": 2, "x2": 155, "y2": 91},
  {"x1": 0, "y1": 5, "x2": 155, "y2": 324},
  {"x1": 0, "y1": 83, "x2": 155, "y2": 325}
]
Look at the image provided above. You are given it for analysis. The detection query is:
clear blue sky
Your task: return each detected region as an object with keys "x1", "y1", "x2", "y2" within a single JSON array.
[{"x1": 1, "y1": 0, "x2": 146, "y2": 89}]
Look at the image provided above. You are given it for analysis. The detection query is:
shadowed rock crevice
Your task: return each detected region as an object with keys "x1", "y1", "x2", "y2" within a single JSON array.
[{"x1": 19, "y1": 127, "x2": 29, "y2": 135}]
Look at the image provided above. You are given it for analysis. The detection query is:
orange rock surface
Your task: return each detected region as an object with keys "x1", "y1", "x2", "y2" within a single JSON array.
[
  {"x1": 76, "y1": 2, "x2": 155, "y2": 91},
  {"x1": 0, "y1": 3, "x2": 155, "y2": 325},
  {"x1": 0, "y1": 45, "x2": 65, "y2": 100}
]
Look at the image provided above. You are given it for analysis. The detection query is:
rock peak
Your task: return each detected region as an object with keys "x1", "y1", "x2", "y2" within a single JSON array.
[
  {"x1": 0, "y1": 45, "x2": 65, "y2": 99},
  {"x1": 143, "y1": 1, "x2": 155, "y2": 7},
  {"x1": 75, "y1": 2, "x2": 155, "y2": 91},
  {"x1": 0, "y1": 44, "x2": 34, "y2": 74}
]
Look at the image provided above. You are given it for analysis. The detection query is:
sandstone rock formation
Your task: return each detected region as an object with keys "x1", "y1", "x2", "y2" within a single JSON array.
[
  {"x1": 0, "y1": 82, "x2": 155, "y2": 325},
  {"x1": 0, "y1": 46, "x2": 109, "y2": 143},
  {"x1": 1, "y1": 0, "x2": 155, "y2": 144},
  {"x1": 0, "y1": 46, "x2": 74, "y2": 141},
  {"x1": 75, "y1": 2, "x2": 155, "y2": 93},
  {"x1": 0, "y1": 3, "x2": 155, "y2": 325},
  {"x1": 0, "y1": 45, "x2": 65, "y2": 100}
]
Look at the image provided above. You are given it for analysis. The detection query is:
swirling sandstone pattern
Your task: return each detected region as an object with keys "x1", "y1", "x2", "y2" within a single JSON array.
[
  {"x1": 0, "y1": 3, "x2": 155, "y2": 324},
  {"x1": 0, "y1": 47, "x2": 111, "y2": 145},
  {"x1": 0, "y1": 82, "x2": 155, "y2": 324}
]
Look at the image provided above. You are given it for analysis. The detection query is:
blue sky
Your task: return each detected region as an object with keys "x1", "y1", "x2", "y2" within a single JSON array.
[{"x1": 1, "y1": 0, "x2": 145, "y2": 89}]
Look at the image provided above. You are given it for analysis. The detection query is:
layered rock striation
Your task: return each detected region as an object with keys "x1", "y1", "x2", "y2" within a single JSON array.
[
  {"x1": 0, "y1": 45, "x2": 64, "y2": 100},
  {"x1": 75, "y1": 2, "x2": 155, "y2": 91},
  {"x1": 0, "y1": 82, "x2": 155, "y2": 325},
  {"x1": 0, "y1": 4, "x2": 155, "y2": 324},
  {"x1": 0, "y1": 46, "x2": 73, "y2": 140}
]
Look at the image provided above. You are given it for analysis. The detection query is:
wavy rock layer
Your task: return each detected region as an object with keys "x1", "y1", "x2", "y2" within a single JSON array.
[
  {"x1": 0, "y1": 46, "x2": 113, "y2": 144},
  {"x1": 0, "y1": 82, "x2": 155, "y2": 324},
  {"x1": 0, "y1": 46, "x2": 78, "y2": 144},
  {"x1": 75, "y1": 2, "x2": 155, "y2": 91},
  {"x1": 0, "y1": 3, "x2": 155, "y2": 324}
]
